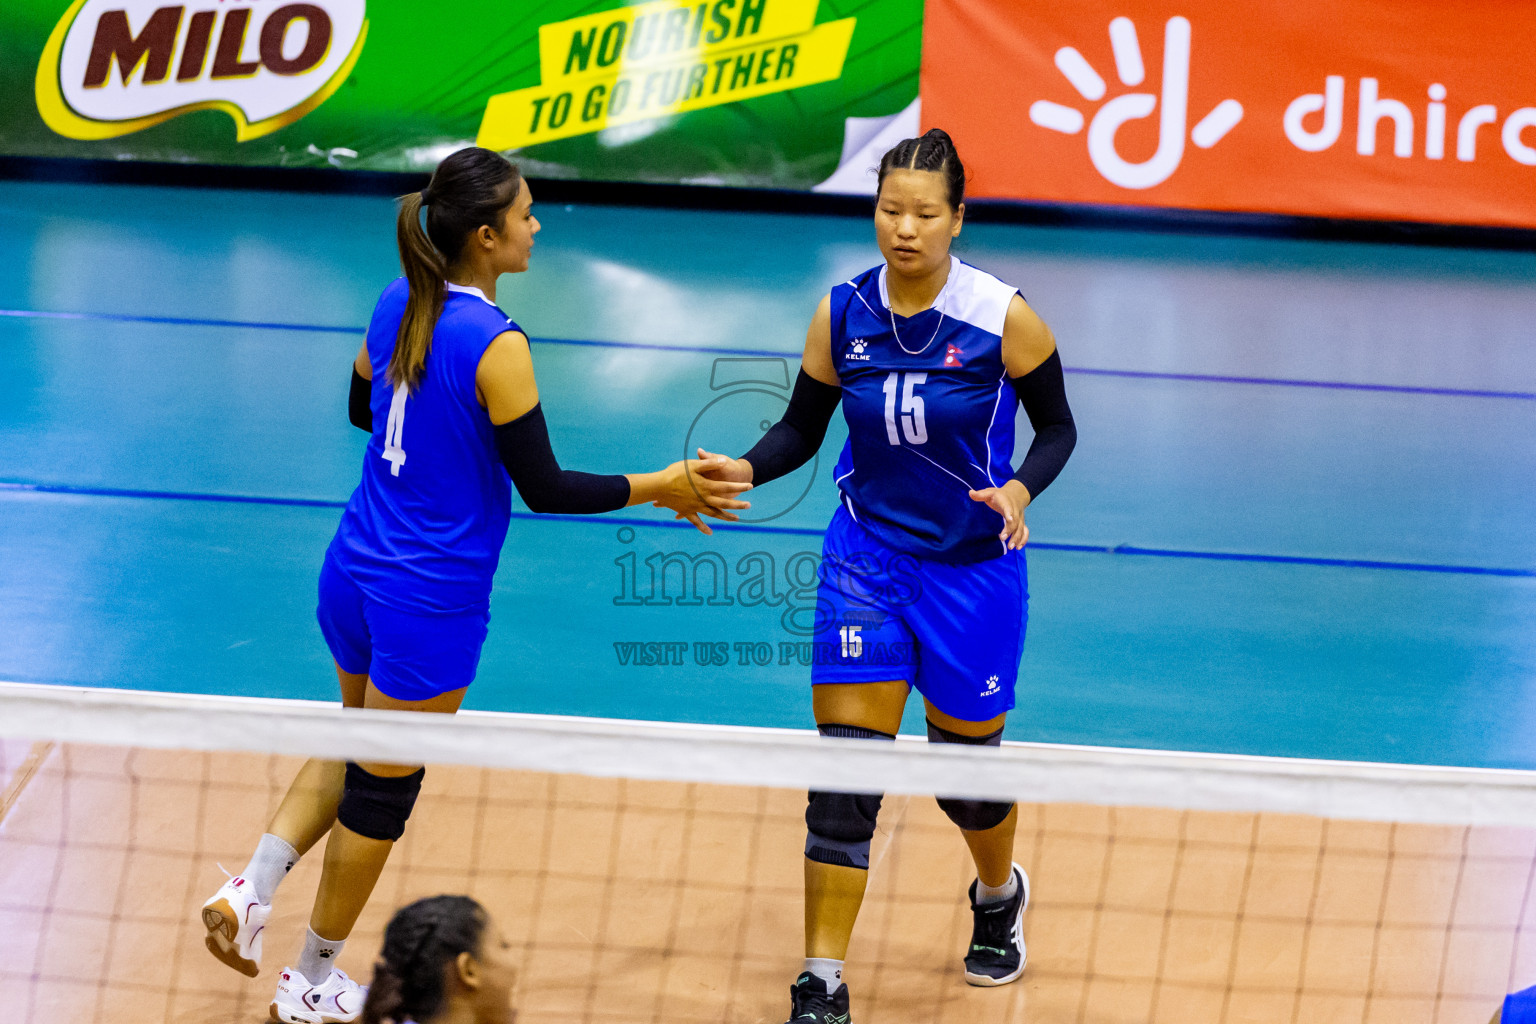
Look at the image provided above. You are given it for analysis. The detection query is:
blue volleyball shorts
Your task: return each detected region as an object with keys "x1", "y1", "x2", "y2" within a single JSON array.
[
  {"x1": 316, "y1": 555, "x2": 490, "y2": 702},
  {"x1": 809, "y1": 503, "x2": 1028, "y2": 722}
]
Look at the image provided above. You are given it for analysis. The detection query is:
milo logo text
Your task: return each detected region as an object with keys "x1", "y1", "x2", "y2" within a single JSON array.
[{"x1": 37, "y1": 0, "x2": 368, "y2": 141}]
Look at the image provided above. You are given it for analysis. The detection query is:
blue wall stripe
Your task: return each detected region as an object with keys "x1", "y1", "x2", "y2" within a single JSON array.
[
  {"x1": 0, "y1": 307, "x2": 365, "y2": 335},
  {"x1": 3, "y1": 480, "x2": 1529, "y2": 578},
  {"x1": 1065, "y1": 365, "x2": 1536, "y2": 401},
  {"x1": 3, "y1": 306, "x2": 1531, "y2": 400}
]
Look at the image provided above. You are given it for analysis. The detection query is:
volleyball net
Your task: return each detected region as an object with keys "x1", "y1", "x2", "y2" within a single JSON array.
[{"x1": 0, "y1": 681, "x2": 1531, "y2": 1024}]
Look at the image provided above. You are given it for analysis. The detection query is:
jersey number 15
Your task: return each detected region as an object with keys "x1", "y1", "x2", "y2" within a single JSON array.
[{"x1": 882, "y1": 372, "x2": 928, "y2": 445}]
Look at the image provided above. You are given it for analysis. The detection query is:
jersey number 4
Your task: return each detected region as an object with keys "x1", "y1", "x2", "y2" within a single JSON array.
[
  {"x1": 882, "y1": 372, "x2": 928, "y2": 445},
  {"x1": 382, "y1": 385, "x2": 408, "y2": 476}
]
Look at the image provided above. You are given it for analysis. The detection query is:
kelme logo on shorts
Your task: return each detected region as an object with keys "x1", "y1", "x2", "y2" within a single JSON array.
[
  {"x1": 1028, "y1": 16, "x2": 1243, "y2": 190},
  {"x1": 36, "y1": 0, "x2": 369, "y2": 141}
]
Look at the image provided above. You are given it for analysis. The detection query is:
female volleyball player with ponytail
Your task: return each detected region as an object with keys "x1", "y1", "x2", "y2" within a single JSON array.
[
  {"x1": 200, "y1": 147, "x2": 749, "y2": 1023},
  {"x1": 697, "y1": 129, "x2": 1076, "y2": 1023}
]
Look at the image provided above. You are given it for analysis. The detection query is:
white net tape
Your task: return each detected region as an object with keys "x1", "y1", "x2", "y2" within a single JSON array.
[{"x1": 3, "y1": 681, "x2": 1533, "y2": 827}]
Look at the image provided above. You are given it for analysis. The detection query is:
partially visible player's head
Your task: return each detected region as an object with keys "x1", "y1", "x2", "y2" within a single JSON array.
[
  {"x1": 874, "y1": 129, "x2": 966, "y2": 280},
  {"x1": 392, "y1": 147, "x2": 538, "y2": 389},
  {"x1": 360, "y1": 894, "x2": 518, "y2": 1024}
]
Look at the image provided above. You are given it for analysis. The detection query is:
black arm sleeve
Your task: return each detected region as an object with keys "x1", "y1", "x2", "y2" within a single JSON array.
[
  {"x1": 348, "y1": 367, "x2": 372, "y2": 432},
  {"x1": 493, "y1": 403, "x2": 631, "y2": 515},
  {"x1": 1010, "y1": 349, "x2": 1077, "y2": 500},
  {"x1": 739, "y1": 369, "x2": 842, "y2": 485}
]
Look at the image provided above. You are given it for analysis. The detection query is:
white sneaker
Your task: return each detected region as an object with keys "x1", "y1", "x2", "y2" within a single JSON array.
[
  {"x1": 270, "y1": 967, "x2": 368, "y2": 1024},
  {"x1": 201, "y1": 874, "x2": 270, "y2": 977}
]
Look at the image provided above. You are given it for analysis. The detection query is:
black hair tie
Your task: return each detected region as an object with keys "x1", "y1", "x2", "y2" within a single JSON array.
[{"x1": 419, "y1": 188, "x2": 432, "y2": 205}]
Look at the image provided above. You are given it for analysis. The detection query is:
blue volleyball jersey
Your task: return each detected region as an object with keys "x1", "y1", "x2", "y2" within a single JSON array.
[
  {"x1": 829, "y1": 256, "x2": 1021, "y2": 563},
  {"x1": 328, "y1": 279, "x2": 518, "y2": 614},
  {"x1": 1504, "y1": 986, "x2": 1536, "y2": 1023}
]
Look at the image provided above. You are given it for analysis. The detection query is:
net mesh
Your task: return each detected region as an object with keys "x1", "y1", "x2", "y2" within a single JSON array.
[{"x1": 2, "y1": 684, "x2": 1534, "y2": 1024}]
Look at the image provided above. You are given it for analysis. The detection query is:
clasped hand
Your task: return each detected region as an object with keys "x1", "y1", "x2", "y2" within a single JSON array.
[{"x1": 651, "y1": 453, "x2": 752, "y2": 535}]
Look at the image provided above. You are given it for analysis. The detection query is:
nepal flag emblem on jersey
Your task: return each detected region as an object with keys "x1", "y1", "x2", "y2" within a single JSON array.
[{"x1": 943, "y1": 343, "x2": 963, "y2": 368}]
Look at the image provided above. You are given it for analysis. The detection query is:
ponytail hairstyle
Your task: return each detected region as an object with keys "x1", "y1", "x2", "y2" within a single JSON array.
[
  {"x1": 360, "y1": 895, "x2": 489, "y2": 1024},
  {"x1": 392, "y1": 147, "x2": 522, "y2": 391},
  {"x1": 875, "y1": 128, "x2": 966, "y2": 211}
]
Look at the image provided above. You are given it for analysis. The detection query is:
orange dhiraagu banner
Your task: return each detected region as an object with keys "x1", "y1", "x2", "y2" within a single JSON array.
[{"x1": 921, "y1": 0, "x2": 1536, "y2": 228}]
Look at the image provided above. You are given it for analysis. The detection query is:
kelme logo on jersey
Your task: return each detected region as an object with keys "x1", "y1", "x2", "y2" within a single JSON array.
[
  {"x1": 36, "y1": 0, "x2": 369, "y2": 142},
  {"x1": 1028, "y1": 16, "x2": 1243, "y2": 190},
  {"x1": 477, "y1": 0, "x2": 854, "y2": 150}
]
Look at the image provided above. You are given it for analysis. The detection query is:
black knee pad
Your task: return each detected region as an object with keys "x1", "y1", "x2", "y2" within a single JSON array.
[
  {"x1": 927, "y1": 719, "x2": 1014, "y2": 832},
  {"x1": 337, "y1": 762, "x2": 425, "y2": 841},
  {"x1": 806, "y1": 790, "x2": 884, "y2": 869},
  {"x1": 804, "y1": 723, "x2": 894, "y2": 869}
]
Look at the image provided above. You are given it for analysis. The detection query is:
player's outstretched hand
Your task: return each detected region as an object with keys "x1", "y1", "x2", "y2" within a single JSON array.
[
  {"x1": 691, "y1": 447, "x2": 754, "y2": 484},
  {"x1": 969, "y1": 480, "x2": 1031, "y2": 550},
  {"x1": 650, "y1": 456, "x2": 751, "y2": 535}
]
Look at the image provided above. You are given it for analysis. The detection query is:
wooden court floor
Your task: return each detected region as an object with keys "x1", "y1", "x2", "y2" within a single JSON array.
[{"x1": 0, "y1": 741, "x2": 1528, "y2": 1023}]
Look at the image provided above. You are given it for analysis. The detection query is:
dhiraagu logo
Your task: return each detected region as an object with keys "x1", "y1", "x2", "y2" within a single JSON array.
[
  {"x1": 476, "y1": 0, "x2": 855, "y2": 150},
  {"x1": 36, "y1": 0, "x2": 368, "y2": 141},
  {"x1": 1028, "y1": 16, "x2": 1243, "y2": 190}
]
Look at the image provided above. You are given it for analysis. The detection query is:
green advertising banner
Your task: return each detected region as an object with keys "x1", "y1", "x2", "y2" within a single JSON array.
[{"x1": 0, "y1": 0, "x2": 922, "y2": 191}]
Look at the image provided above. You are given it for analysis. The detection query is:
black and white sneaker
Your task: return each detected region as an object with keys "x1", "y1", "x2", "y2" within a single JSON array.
[
  {"x1": 784, "y1": 970, "x2": 851, "y2": 1024},
  {"x1": 963, "y1": 862, "x2": 1030, "y2": 987}
]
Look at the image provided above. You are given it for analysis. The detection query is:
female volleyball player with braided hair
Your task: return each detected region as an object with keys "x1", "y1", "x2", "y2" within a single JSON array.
[
  {"x1": 199, "y1": 147, "x2": 749, "y2": 1023},
  {"x1": 697, "y1": 129, "x2": 1076, "y2": 1023},
  {"x1": 359, "y1": 895, "x2": 514, "y2": 1024}
]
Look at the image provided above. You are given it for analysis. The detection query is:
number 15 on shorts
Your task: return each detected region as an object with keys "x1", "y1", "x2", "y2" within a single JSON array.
[{"x1": 839, "y1": 625, "x2": 862, "y2": 658}]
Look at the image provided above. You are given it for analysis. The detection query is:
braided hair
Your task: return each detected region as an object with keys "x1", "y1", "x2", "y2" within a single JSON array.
[
  {"x1": 361, "y1": 895, "x2": 488, "y2": 1024},
  {"x1": 875, "y1": 128, "x2": 966, "y2": 211}
]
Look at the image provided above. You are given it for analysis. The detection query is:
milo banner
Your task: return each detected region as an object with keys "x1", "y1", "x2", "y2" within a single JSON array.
[
  {"x1": 6, "y1": 0, "x2": 1536, "y2": 227},
  {"x1": 1, "y1": 0, "x2": 921, "y2": 190}
]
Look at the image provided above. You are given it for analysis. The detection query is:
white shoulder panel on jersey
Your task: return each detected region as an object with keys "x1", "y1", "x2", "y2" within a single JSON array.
[
  {"x1": 445, "y1": 282, "x2": 504, "y2": 314},
  {"x1": 445, "y1": 281, "x2": 513, "y2": 328},
  {"x1": 445, "y1": 281, "x2": 490, "y2": 302},
  {"x1": 935, "y1": 257, "x2": 1017, "y2": 337},
  {"x1": 846, "y1": 278, "x2": 884, "y2": 320}
]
